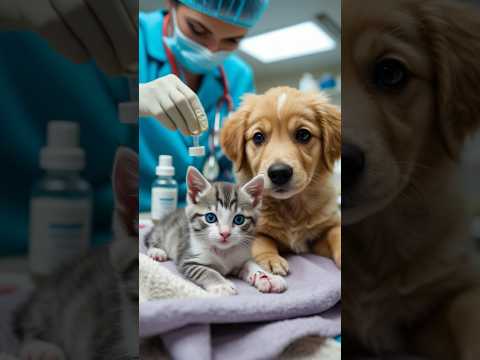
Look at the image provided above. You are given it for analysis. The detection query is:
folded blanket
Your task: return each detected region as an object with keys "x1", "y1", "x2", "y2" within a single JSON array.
[
  {"x1": 140, "y1": 226, "x2": 341, "y2": 360},
  {"x1": 139, "y1": 218, "x2": 341, "y2": 359},
  {"x1": 140, "y1": 255, "x2": 341, "y2": 336},
  {"x1": 161, "y1": 306, "x2": 341, "y2": 360}
]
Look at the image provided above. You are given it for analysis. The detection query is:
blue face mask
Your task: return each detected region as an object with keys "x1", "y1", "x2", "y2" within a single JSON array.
[{"x1": 165, "y1": 9, "x2": 231, "y2": 74}]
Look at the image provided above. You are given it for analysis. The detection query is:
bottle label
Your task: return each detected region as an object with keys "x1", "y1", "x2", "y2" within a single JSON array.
[
  {"x1": 29, "y1": 197, "x2": 91, "y2": 276},
  {"x1": 151, "y1": 188, "x2": 178, "y2": 220}
]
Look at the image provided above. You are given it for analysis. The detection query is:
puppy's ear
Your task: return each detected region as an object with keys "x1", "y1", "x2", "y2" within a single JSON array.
[
  {"x1": 421, "y1": 1, "x2": 480, "y2": 158},
  {"x1": 312, "y1": 93, "x2": 341, "y2": 172},
  {"x1": 220, "y1": 95, "x2": 254, "y2": 171}
]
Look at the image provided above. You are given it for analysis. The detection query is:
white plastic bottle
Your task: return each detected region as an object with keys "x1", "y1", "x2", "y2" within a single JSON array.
[
  {"x1": 299, "y1": 72, "x2": 320, "y2": 92},
  {"x1": 151, "y1": 155, "x2": 178, "y2": 223},
  {"x1": 29, "y1": 121, "x2": 92, "y2": 282}
]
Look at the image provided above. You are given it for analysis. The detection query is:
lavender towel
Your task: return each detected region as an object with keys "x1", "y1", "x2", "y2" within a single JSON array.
[{"x1": 140, "y1": 254, "x2": 341, "y2": 360}]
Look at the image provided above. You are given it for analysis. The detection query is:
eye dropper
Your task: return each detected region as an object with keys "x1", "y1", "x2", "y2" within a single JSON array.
[
  {"x1": 189, "y1": 133, "x2": 205, "y2": 157},
  {"x1": 188, "y1": 110, "x2": 208, "y2": 157}
]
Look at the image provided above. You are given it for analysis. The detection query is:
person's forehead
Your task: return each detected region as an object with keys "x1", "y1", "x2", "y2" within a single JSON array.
[{"x1": 178, "y1": 4, "x2": 247, "y2": 37}]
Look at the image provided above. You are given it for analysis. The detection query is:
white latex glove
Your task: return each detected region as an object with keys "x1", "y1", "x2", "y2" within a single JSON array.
[
  {"x1": 0, "y1": 0, "x2": 137, "y2": 75},
  {"x1": 139, "y1": 74, "x2": 209, "y2": 135}
]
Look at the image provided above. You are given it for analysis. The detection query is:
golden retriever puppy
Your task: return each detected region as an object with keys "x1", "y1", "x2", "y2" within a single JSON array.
[
  {"x1": 342, "y1": 0, "x2": 480, "y2": 358},
  {"x1": 220, "y1": 86, "x2": 341, "y2": 275}
]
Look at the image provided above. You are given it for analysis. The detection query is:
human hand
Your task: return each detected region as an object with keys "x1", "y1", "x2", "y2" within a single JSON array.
[
  {"x1": 0, "y1": 0, "x2": 137, "y2": 75},
  {"x1": 139, "y1": 74, "x2": 208, "y2": 135}
]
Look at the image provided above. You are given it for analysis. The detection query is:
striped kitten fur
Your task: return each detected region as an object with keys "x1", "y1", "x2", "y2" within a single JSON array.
[
  {"x1": 145, "y1": 166, "x2": 287, "y2": 295},
  {"x1": 15, "y1": 148, "x2": 139, "y2": 360}
]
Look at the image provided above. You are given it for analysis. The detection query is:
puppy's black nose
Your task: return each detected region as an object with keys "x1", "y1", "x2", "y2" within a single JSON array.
[
  {"x1": 268, "y1": 163, "x2": 293, "y2": 186},
  {"x1": 342, "y1": 143, "x2": 365, "y2": 189}
]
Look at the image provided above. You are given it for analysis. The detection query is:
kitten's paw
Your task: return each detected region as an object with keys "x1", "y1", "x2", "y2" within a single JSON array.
[
  {"x1": 255, "y1": 253, "x2": 289, "y2": 276},
  {"x1": 20, "y1": 340, "x2": 66, "y2": 360},
  {"x1": 147, "y1": 248, "x2": 168, "y2": 262},
  {"x1": 250, "y1": 271, "x2": 287, "y2": 293},
  {"x1": 206, "y1": 281, "x2": 238, "y2": 296}
]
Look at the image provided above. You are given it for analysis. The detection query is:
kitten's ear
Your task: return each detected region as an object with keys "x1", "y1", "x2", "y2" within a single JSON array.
[
  {"x1": 186, "y1": 166, "x2": 211, "y2": 204},
  {"x1": 113, "y1": 147, "x2": 138, "y2": 214},
  {"x1": 112, "y1": 147, "x2": 138, "y2": 238},
  {"x1": 241, "y1": 175, "x2": 264, "y2": 208},
  {"x1": 110, "y1": 147, "x2": 139, "y2": 273}
]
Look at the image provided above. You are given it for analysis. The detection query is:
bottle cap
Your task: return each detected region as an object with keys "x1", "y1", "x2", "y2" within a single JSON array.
[
  {"x1": 189, "y1": 146, "x2": 206, "y2": 157},
  {"x1": 156, "y1": 155, "x2": 175, "y2": 176},
  {"x1": 40, "y1": 121, "x2": 85, "y2": 171}
]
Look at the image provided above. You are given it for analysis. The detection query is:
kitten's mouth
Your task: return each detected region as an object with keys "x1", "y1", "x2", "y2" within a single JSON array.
[
  {"x1": 215, "y1": 238, "x2": 231, "y2": 246},
  {"x1": 211, "y1": 243, "x2": 231, "y2": 255}
]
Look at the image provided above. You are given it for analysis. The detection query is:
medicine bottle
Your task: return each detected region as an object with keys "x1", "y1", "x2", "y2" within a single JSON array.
[
  {"x1": 29, "y1": 121, "x2": 92, "y2": 283},
  {"x1": 151, "y1": 155, "x2": 178, "y2": 223}
]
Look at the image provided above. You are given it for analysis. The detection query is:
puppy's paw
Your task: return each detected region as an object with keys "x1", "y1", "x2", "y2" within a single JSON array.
[
  {"x1": 20, "y1": 340, "x2": 66, "y2": 360},
  {"x1": 147, "y1": 248, "x2": 168, "y2": 262},
  {"x1": 251, "y1": 271, "x2": 287, "y2": 293},
  {"x1": 206, "y1": 281, "x2": 238, "y2": 296},
  {"x1": 255, "y1": 253, "x2": 289, "y2": 276}
]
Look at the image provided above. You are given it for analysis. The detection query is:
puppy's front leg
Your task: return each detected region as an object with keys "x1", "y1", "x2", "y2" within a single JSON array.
[
  {"x1": 252, "y1": 234, "x2": 289, "y2": 276},
  {"x1": 313, "y1": 225, "x2": 341, "y2": 268}
]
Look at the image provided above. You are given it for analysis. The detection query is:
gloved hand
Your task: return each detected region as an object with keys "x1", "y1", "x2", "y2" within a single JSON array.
[
  {"x1": 139, "y1": 74, "x2": 209, "y2": 135},
  {"x1": 0, "y1": 0, "x2": 137, "y2": 75}
]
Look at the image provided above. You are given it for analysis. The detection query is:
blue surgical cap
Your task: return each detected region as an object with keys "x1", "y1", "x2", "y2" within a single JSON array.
[{"x1": 177, "y1": 0, "x2": 269, "y2": 28}]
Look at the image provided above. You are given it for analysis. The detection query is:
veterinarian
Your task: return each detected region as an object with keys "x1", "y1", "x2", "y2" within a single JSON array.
[{"x1": 139, "y1": 0, "x2": 269, "y2": 211}]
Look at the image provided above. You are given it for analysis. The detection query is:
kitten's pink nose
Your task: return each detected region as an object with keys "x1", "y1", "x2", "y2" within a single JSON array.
[{"x1": 220, "y1": 231, "x2": 231, "y2": 242}]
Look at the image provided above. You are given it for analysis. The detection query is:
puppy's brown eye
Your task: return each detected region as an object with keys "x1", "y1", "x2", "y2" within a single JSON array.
[
  {"x1": 373, "y1": 58, "x2": 409, "y2": 90},
  {"x1": 295, "y1": 129, "x2": 311, "y2": 144},
  {"x1": 253, "y1": 132, "x2": 265, "y2": 145}
]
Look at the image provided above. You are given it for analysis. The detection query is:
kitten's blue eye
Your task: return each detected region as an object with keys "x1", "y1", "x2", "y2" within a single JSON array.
[
  {"x1": 233, "y1": 214, "x2": 245, "y2": 225},
  {"x1": 205, "y1": 212, "x2": 217, "y2": 223}
]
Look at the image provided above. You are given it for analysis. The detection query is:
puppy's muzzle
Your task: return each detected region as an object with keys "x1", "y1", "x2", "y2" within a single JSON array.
[
  {"x1": 268, "y1": 163, "x2": 293, "y2": 186},
  {"x1": 342, "y1": 143, "x2": 365, "y2": 190}
]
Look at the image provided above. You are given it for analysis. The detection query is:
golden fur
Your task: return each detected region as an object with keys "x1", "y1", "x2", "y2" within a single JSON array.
[
  {"x1": 221, "y1": 87, "x2": 341, "y2": 274},
  {"x1": 342, "y1": 0, "x2": 480, "y2": 358}
]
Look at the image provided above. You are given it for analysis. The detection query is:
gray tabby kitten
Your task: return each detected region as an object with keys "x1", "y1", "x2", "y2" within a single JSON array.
[
  {"x1": 145, "y1": 166, "x2": 287, "y2": 295},
  {"x1": 15, "y1": 148, "x2": 139, "y2": 360}
]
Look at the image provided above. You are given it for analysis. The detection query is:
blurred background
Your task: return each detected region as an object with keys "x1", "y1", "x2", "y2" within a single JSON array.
[{"x1": 140, "y1": 0, "x2": 341, "y2": 105}]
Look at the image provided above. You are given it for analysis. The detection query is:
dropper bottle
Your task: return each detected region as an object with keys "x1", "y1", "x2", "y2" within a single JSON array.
[
  {"x1": 151, "y1": 155, "x2": 178, "y2": 223},
  {"x1": 29, "y1": 121, "x2": 92, "y2": 283}
]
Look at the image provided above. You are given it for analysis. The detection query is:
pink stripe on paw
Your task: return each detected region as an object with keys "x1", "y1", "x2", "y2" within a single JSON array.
[{"x1": 265, "y1": 277, "x2": 272, "y2": 292}]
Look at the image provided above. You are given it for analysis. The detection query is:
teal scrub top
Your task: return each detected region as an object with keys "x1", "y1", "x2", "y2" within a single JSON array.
[
  {"x1": 0, "y1": 31, "x2": 135, "y2": 256},
  {"x1": 139, "y1": 10, "x2": 255, "y2": 211}
]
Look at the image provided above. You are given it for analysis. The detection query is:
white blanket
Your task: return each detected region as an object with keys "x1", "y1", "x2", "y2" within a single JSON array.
[{"x1": 139, "y1": 253, "x2": 212, "y2": 302}]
